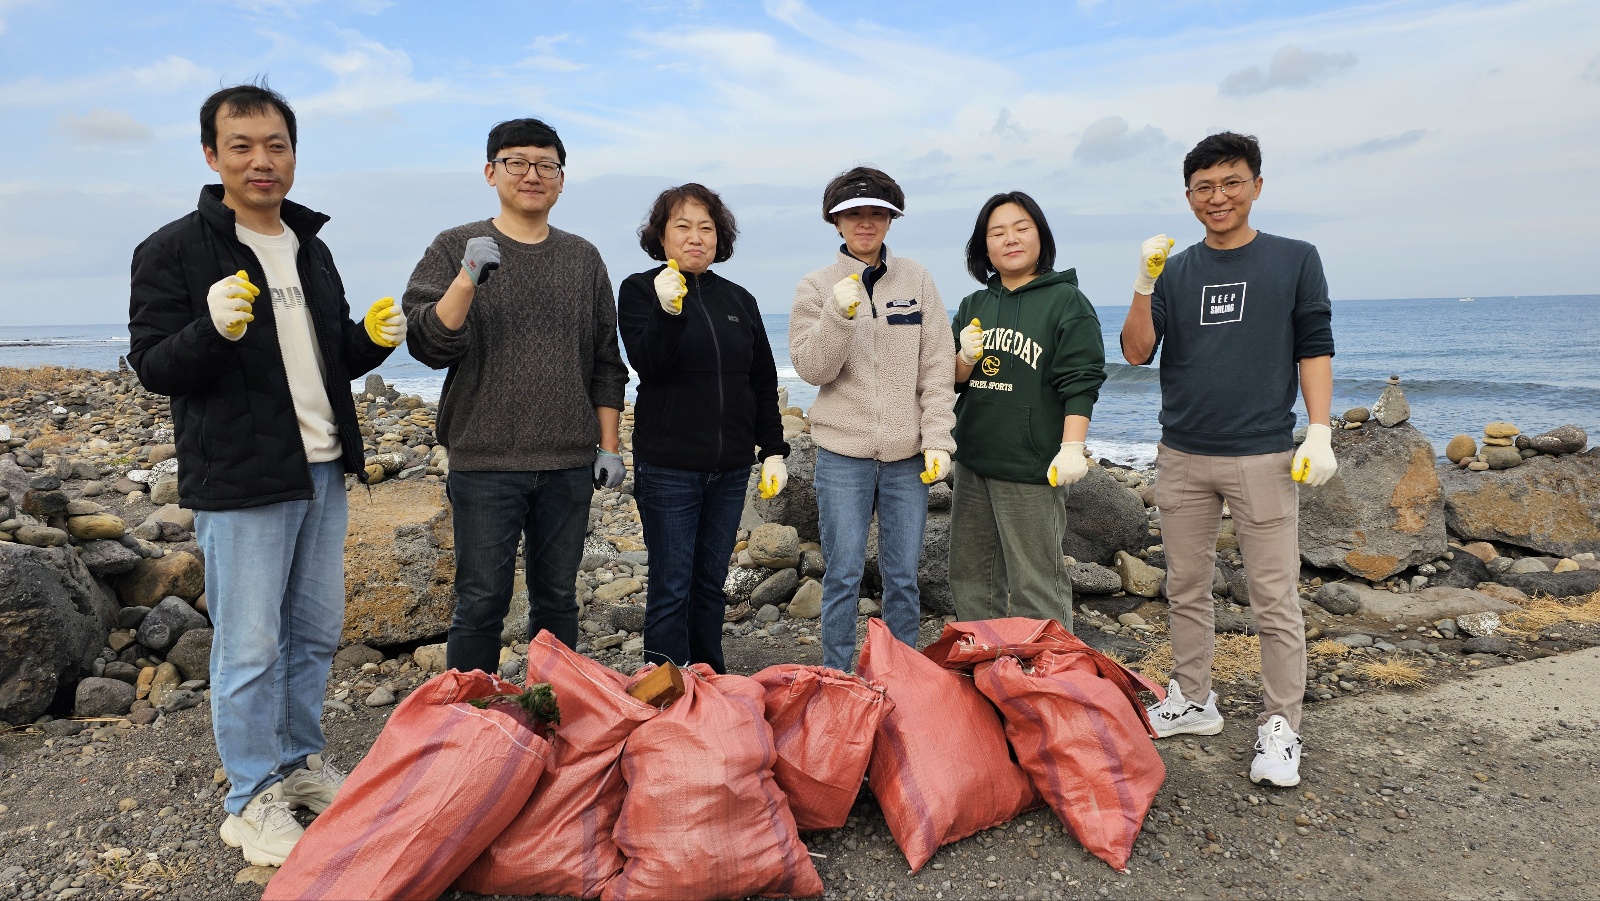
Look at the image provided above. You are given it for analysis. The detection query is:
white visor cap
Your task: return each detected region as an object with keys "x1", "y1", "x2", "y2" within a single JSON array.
[{"x1": 828, "y1": 196, "x2": 904, "y2": 217}]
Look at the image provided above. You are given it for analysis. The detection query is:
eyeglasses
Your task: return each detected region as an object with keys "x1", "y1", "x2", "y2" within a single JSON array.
[
  {"x1": 493, "y1": 157, "x2": 563, "y2": 179},
  {"x1": 1186, "y1": 178, "x2": 1254, "y2": 201}
]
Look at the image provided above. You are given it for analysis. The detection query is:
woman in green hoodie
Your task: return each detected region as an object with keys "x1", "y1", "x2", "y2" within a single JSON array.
[{"x1": 948, "y1": 191, "x2": 1107, "y2": 627}]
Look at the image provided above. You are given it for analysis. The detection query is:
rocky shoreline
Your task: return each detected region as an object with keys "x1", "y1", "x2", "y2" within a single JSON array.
[{"x1": 3, "y1": 363, "x2": 1600, "y2": 897}]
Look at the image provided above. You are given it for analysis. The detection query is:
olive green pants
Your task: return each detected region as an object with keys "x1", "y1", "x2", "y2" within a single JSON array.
[{"x1": 947, "y1": 461, "x2": 1072, "y2": 628}]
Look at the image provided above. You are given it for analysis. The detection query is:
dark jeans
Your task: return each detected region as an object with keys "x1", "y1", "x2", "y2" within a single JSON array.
[
  {"x1": 634, "y1": 460, "x2": 748, "y2": 674},
  {"x1": 445, "y1": 467, "x2": 591, "y2": 673}
]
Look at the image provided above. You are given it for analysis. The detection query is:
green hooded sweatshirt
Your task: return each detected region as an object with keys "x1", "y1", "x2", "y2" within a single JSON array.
[{"x1": 950, "y1": 269, "x2": 1107, "y2": 484}]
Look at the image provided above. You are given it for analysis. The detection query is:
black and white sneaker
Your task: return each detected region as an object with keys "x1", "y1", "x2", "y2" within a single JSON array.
[
  {"x1": 1144, "y1": 678, "x2": 1225, "y2": 738},
  {"x1": 1249, "y1": 715, "x2": 1302, "y2": 787}
]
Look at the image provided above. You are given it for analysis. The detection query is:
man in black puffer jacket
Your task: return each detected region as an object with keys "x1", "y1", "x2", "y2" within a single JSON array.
[{"x1": 127, "y1": 83, "x2": 400, "y2": 868}]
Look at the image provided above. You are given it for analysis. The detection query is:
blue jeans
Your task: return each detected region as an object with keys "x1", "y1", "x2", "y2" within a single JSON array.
[
  {"x1": 814, "y1": 448, "x2": 928, "y2": 671},
  {"x1": 196, "y1": 461, "x2": 347, "y2": 816},
  {"x1": 446, "y1": 467, "x2": 591, "y2": 673},
  {"x1": 634, "y1": 461, "x2": 748, "y2": 673}
]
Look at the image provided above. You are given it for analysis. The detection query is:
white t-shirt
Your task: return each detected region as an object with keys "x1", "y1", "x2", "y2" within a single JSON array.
[{"x1": 236, "y1": 223, "x2": 343, "y2": 463}]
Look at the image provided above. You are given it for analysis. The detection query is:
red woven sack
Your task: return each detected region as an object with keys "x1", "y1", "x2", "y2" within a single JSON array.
[
  {"x1": 264, "y1": 670, "x2": 550, "y2": 901},
  {"x1": 926, "y1": 618, "x2": 1166, "y2": 872},
  {"x1": 751, "y1": 664, "x2": 892, "y2": 831},
  {"x1": 977, "y1": 650, "x2": 1166, "y2": 872},
  {"x1": 855, "y1": 618, "x2": 1039, "y2": 873},
  {"x1": 455, "y1": 631, "x2": 657, "y2": 899},
  {"x1": 604, "y1": 664, "x2": 824, "y2": 901}
]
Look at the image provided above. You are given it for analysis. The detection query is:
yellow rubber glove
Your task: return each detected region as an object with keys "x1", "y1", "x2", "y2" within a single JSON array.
[
  {"x1": 758, "y1": 455, "x2": 788, "y2": 498},
  {"x1": 831, "y1": 273, "x2": 864, "y2": 319},
  {"x1": 364, "y1": 296, "x2": 407, "y2": 348},
  {"x1": 920, "y1": 448, "x2": 951, "y2": 484},
  {"x1": 1292, "y1": 423, "x2": 1337, "y2": 486},
  {"x1": 654, "y1": 259, "x2": 687, "y2": 314},
  {"x1": 1048, "y1": 441, "x2": 1088, "y2": 487},
  {"x1": 207, "y1": 270, "x2": 259, "y2": 341},
  {"x1": 1134, "y1": 235, "x2": 1176, "y2": 295},
  {"x1": 958, "y1": 319, "x2": 984, "y2": 365}
]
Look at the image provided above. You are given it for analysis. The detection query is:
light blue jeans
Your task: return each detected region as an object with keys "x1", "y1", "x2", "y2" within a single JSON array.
[
  {"x1": 814, "y1": 448, "x2": 928, "y2": 671},
  {"x1": 196, "y1": 461, "x2": 347, "y2": 816}
]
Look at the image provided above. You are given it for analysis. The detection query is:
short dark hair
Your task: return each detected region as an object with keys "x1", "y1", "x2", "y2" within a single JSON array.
[
  {"x1": 637, "y1": 183, "x2": 739, "y2": 263},
  {"x1": 965, "y1": 191, "x2": 1057, "y2": 283},
  {"x1": 1183, "y1": 131, "x2": 1261, "y2": 184},
  {"x1": 200, "y1": 81, "x2": 297, "y2": 152},
  {"x1": 486, "y1": 118, "x2": 566, "y2": 165},
  {"x1": 821, "y1": 166, "x2": 905, "y2": 224}
]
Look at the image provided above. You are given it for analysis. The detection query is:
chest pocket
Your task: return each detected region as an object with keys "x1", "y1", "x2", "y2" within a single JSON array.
[{"x1": 884, "y1": 297, "x2": 922, "y2": 325}]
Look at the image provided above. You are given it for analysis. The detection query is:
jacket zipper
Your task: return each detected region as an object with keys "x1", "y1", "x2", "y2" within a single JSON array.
[{"x1": 691, "y1": 274, "x2": 725, "y2": 466}]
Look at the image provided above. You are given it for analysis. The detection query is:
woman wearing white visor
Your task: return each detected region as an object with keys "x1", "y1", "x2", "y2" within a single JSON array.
[{"x1": 789, "y1": 167, "x2": 956, "y2": 672}]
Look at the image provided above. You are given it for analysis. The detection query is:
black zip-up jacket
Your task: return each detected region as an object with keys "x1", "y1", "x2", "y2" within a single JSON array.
[
  {"x1": 618, "y1": 266, "x2": 789, "y2": 471},
  {"x1": 127, "y1": 185, "x2": 392, "y2": 510}
]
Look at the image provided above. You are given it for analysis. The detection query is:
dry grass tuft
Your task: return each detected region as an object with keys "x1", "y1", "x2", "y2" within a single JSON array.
[
  {"x1": 1499, "y1": 588, "x2": 1600, "y2": 637},
  {"x1": 1131, "y1": 633, "x2": 1262, "y2": 684},
  {"x1": 0, "y1": 365, "x2": 100, "y2": 398},
  {"x1": 1355, "y1": 654, "x2": 1431, "y2": 688},
  {"x1": 92, "y1": 854, "x2": 196, "y2": 897},
  {"x1": 1308, "y1": 638, "x2": 1353, "y2": 660}
]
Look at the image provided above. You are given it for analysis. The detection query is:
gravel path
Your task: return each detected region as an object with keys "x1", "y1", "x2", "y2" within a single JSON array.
[{"x1": 3, "y1": 640, "x2": 1598, "y2": 901}]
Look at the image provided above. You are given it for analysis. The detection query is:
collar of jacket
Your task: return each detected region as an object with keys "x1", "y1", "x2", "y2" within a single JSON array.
[
  {"x1": 836, "y1": 243, "x2": 891, "y2": 276},
  {"x1": 679, "y1": 267, "x2": 720, "y2": 289},
  {"x1": 197, "y1": 184, "x2": 330, "y2": 241}
]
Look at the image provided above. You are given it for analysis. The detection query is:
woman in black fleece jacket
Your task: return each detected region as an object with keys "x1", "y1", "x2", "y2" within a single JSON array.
[{"x1": 617, "y1": 184, "x2": 790, "y2": 673}]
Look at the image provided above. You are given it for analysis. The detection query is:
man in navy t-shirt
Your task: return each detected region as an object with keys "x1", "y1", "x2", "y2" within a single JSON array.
[{"x1": 1120, "y1": 132, "x2": 1337, "y2": 789}]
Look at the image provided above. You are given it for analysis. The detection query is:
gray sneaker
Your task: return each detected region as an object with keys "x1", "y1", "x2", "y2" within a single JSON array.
[
  {"x1": 1145, "y1": 678, "x2": 1225, "y2": 738},
  {"x1": 219, "y1": 785, "x2": 304, "y2": 867},
  {"x1": 279, "y1": 753, "x2": 346, "y2": 814}
]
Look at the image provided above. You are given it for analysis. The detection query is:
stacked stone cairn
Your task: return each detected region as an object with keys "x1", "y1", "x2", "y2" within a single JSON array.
[{"x1": 1444, "y1": 421, "x2": 1588, "y2": 472}]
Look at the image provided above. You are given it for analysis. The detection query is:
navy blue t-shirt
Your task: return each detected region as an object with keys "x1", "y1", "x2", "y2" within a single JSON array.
[{"x1": 1146, "y1": 232, "x2": 1334, "y2": 456}]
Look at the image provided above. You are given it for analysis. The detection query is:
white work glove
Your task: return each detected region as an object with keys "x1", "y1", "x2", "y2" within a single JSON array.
[
  {"x1": 958, "y1": 319, "x2": 984, "y2": 366},
  {"x1": 1048, "y1": 441, "x2": 1088, "y2": 487},
  {"x1": 920, "y1": 449, "x2": 951, "y2": 485},
  {"x1": 1293, "y1": 423, "x2": 1338, "y2": 487},
  {"x1": 461, "y1": 236, "x2": 500, "y2": 286},
  {"x1": 654, "y1": 259, "x2": 687, "y2": 314},
  {"x1": 364, "y1": 296, "x2": 407, "y2": 348},
  {"x1": 1133, "y1": 234, "x2": 1175, "y2": 296},
  {"x1": 831, "y1": 273, "x2": 865, "y2": 319},
  {"x1": 207, "y1": 270, "x2": 259, "y2": 341},
  {"x1": 758, "y1": 455, "x2": 788, "y2": 498}
]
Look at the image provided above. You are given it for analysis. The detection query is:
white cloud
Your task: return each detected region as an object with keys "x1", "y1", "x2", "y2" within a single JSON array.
[
  {"x1": 1072, "y1": 116, "x2": 1170, "y2": 165},
  {"x1": 225, "y1": 0, "x2": 392, "y2": 15},
  {"x1": 55, "y1": 109, "x2": 156, "y2": 146},
  {"x1": 288, "y1": 32, "x2": 449, "y2": 115},
  {"x1": 0, "y1": 0, "x2": 38, "y2": 35},
  {"x1": 1219, "y1": 44, "x2": 1357, "y2": 96},
  {"x1": 517, "y1": 34, "x2": 585, "y2": 72},
  {"x1": 991, "y1": 109, "x2": 1027, "y2": 142},
  {"x1": 0, "y1": 56, "x2": 212, "y2": 109},
  {"x1": 1330, "y1": 128, "x2": 1428, "y2": 160}
]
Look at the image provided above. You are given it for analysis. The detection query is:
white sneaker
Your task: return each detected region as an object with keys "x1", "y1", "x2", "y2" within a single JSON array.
[
  {"x1": 1249, "y1": 715, "x2": 1302, "y2": 787},
  {"x1": 219, "y1": 785, "x2": 304, "y2": 866},
  {"x1": 279, "y1": 753, "x2": 346, "y2": 814},
  {"x1": 1145, "y1": 678, "x2": 1224, "y2": 738}
]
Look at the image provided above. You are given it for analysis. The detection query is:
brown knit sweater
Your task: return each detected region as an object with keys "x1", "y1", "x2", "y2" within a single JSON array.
[{"x1": 402, "y1": 221, "x2": 628, "y2": 471}]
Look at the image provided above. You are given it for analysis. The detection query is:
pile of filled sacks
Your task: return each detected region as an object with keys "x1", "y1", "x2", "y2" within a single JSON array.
[{"x1": 265, "y1": 617, "x2": 1169, "y2": 900}]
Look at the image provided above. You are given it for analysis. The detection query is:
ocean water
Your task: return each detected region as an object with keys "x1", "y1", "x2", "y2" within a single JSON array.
[{"x1": 6, "y1": 295, "x2": 1597, "y2": 469}]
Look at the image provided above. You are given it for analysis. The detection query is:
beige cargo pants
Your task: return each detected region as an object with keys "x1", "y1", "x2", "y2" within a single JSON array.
[{"x1": 1155, "y1": 443, "x2": 1306, "y2": 730}]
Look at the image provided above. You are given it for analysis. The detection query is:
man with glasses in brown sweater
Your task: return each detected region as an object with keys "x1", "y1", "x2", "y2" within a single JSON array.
[{"x1": 403, "y1": 118, "x2": 628, "y2": 672}]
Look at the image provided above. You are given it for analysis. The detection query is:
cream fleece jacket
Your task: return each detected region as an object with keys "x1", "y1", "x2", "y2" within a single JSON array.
[{"x1": 790, "y1": 248, "x2": 957, "y2": 462}]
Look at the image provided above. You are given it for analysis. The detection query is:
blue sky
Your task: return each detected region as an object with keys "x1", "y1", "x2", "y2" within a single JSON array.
[{"x1": 1, "y1": 0, "x2": 1597, "y2": 324}]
